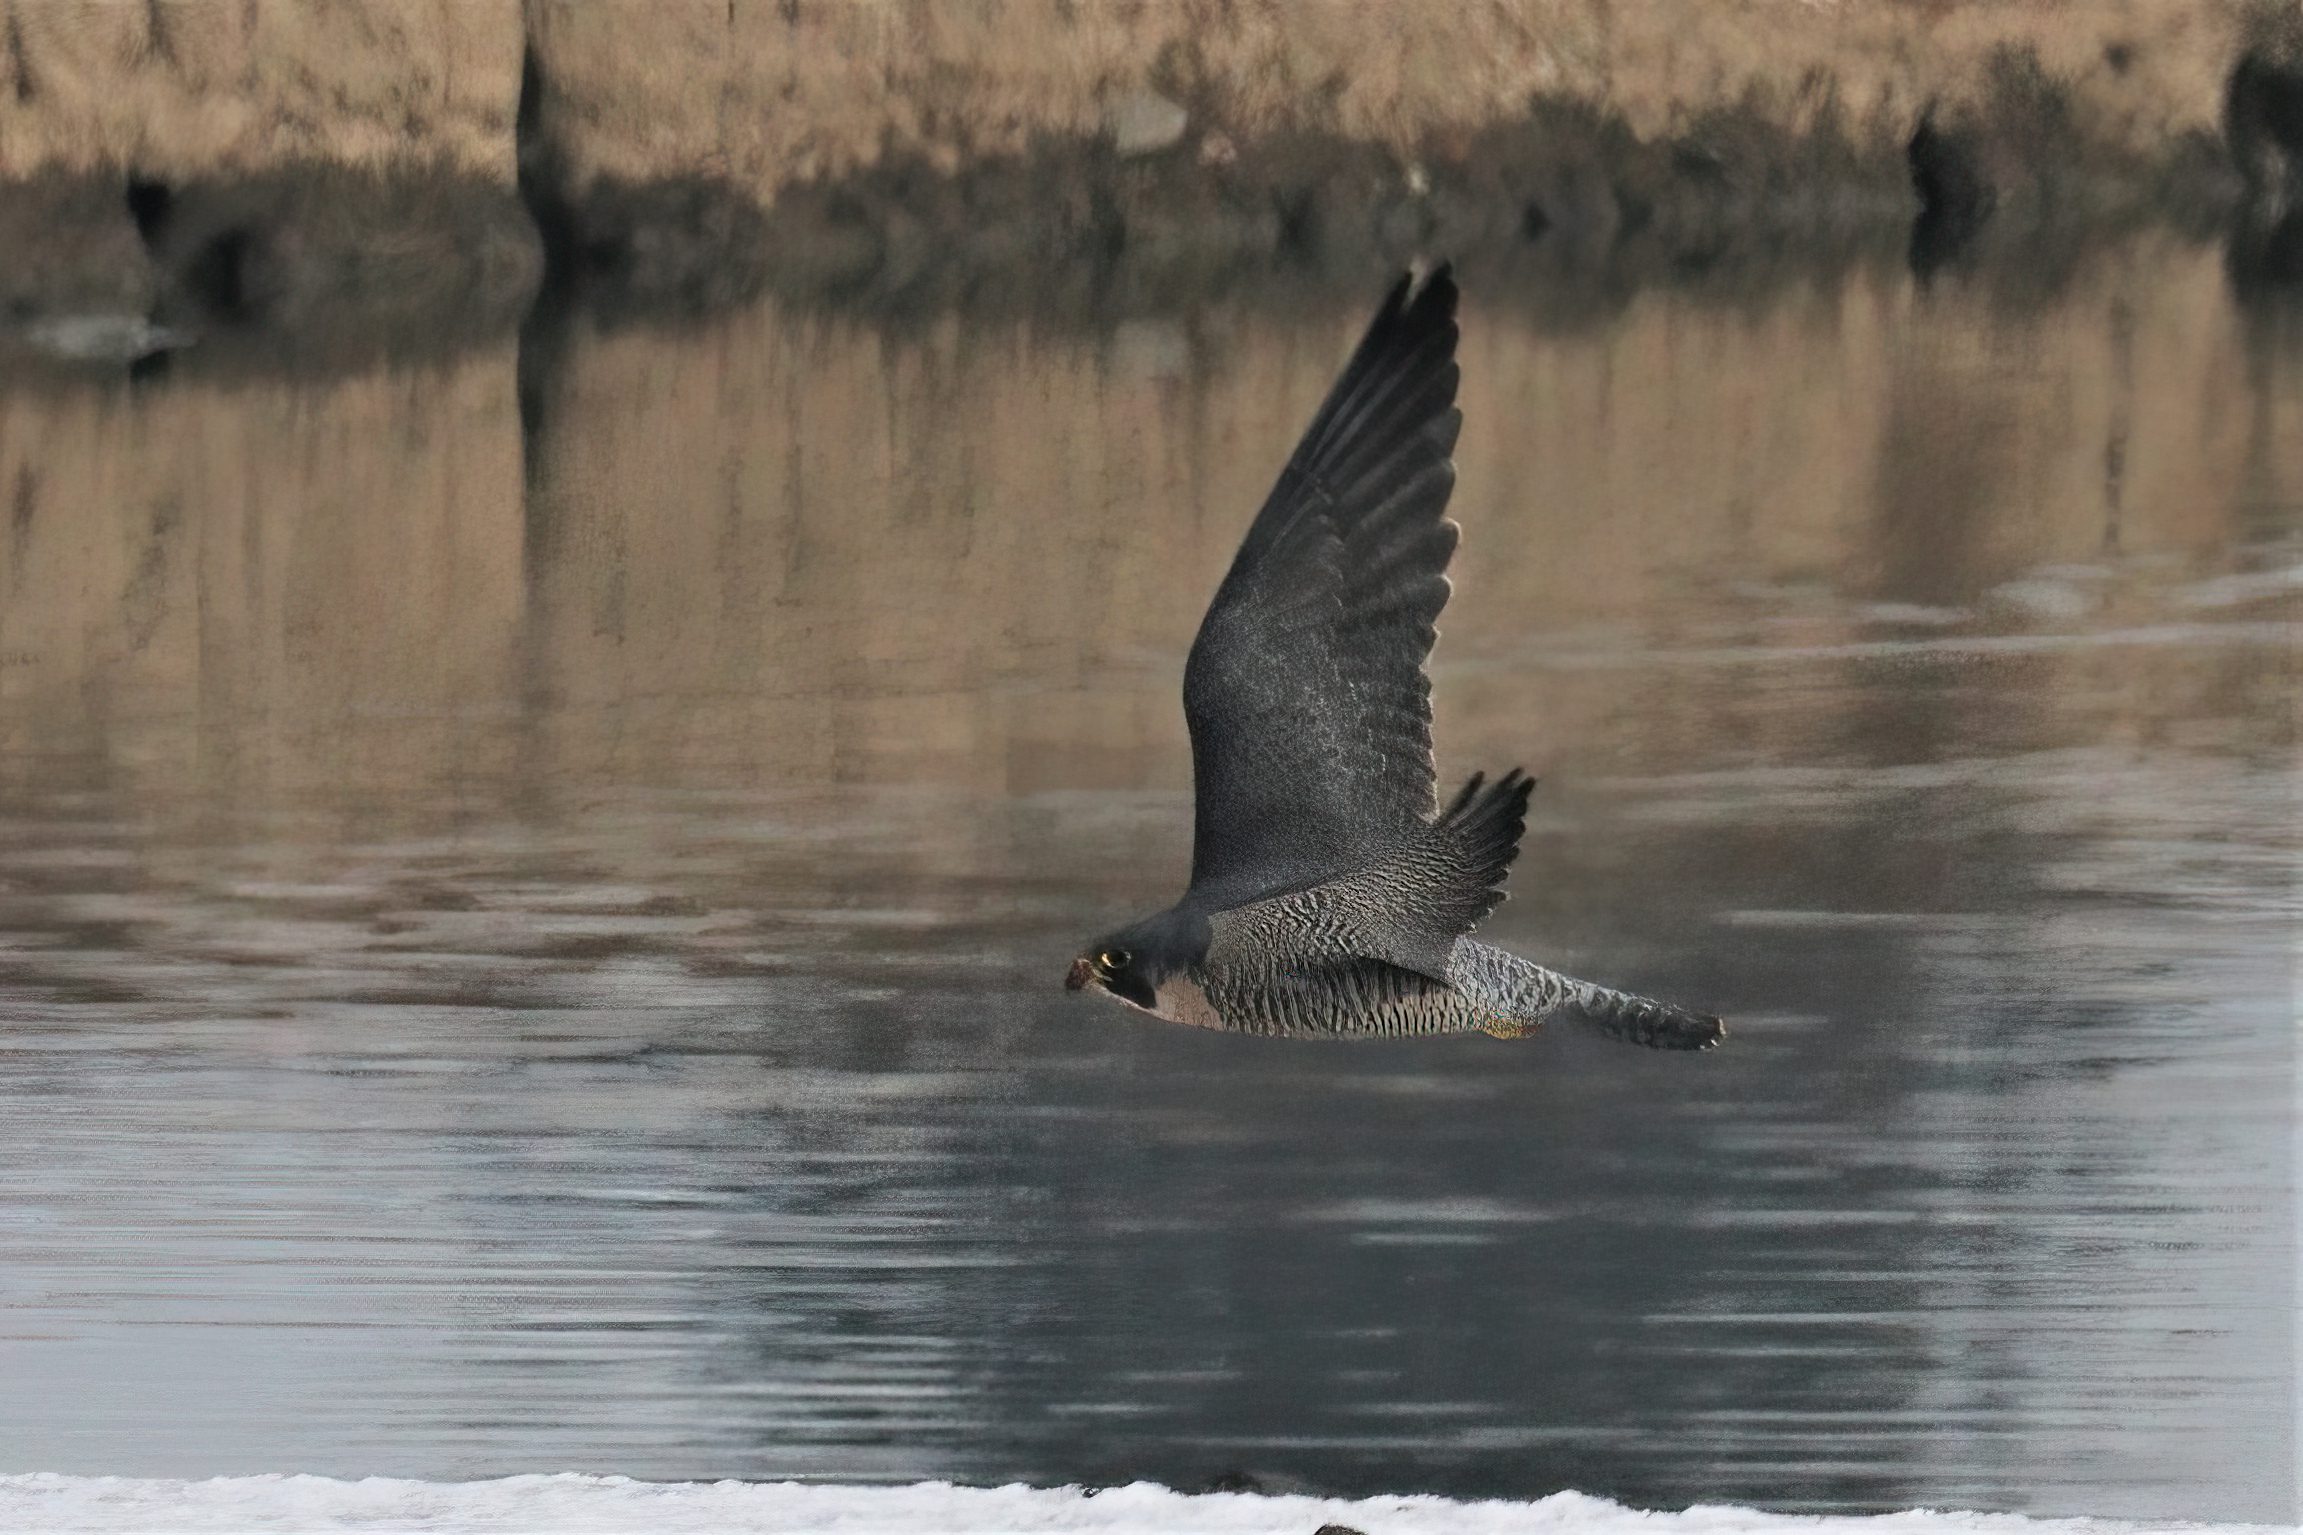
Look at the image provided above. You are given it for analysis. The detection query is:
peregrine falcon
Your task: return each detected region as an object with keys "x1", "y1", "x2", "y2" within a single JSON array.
[{"x1": 1066, "y1": 266, "x2": 1724, "y2": 1049}]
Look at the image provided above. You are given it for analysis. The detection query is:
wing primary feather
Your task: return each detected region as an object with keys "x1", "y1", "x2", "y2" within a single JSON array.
[
  {"x1": 1182, "y1": 265, "x2": 1467, "y2": 903},
  {"x1": 1243, "y1": 270, "x2": 1459, "y2": 560}
]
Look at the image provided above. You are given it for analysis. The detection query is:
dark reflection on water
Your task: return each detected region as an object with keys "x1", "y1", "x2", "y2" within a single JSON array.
[{"x1": 0, "y1": 237, "x2": 2296, "y2": 1523}]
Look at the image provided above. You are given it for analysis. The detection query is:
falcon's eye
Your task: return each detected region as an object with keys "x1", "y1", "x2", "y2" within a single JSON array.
[{"x1": 1099, "y1": 949, "x2": 1131, "y2": 971}]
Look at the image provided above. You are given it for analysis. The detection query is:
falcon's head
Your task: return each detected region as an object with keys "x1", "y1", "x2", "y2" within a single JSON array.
[{"x1": 1065, "y1": 907, "x2": 1213, "y2": 1024}]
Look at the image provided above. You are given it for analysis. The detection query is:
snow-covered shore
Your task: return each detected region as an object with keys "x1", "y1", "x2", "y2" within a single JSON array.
[{"x1": 0, "y1": 1476, "x2": 2273, "y2": 1535}]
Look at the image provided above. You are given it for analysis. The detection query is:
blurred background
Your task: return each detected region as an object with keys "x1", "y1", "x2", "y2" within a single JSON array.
[{"x1": 0, "y1": 2, "x2": 2296, "y2": 1526}]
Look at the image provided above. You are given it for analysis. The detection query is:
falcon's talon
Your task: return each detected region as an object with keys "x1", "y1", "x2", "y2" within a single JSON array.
[{"x1": 1065, "y1": 267, "x2": 1726, "y2": 1051}]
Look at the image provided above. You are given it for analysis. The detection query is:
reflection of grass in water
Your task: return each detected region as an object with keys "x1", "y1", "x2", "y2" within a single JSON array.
[{"x1": 0, "y1": 239, "x2": 2290, "y2": 846}]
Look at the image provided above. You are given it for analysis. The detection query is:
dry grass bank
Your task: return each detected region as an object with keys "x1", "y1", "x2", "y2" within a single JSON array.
[
  {"x1": 1, "y1": 1, "x2": 2267, "y2": 200},
  {"x1": 0, "y1": 0, "x2": 518, "y2": 182},
  {"x1": 0, "y1": 1, "x2": 2293, "y2": 330},
  {"x1": 526, "y1": 0, "x2": 2244, "y2": 192},
  {"x1": 0, "y1": 0, "x2": 529, "y2": 337},
  {"x1": 525, "y1": 0, "x2": 2270, "y2": 298}
]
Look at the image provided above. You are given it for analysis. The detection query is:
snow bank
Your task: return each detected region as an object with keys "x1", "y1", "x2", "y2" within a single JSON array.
[{"x1": 0, "y1": 1475, "x2": 2269, "y2": 1535}]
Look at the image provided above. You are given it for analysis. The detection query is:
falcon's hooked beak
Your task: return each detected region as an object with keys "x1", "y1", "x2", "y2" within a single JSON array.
[{"x1": 1064, "y1": 956, "x2": 1098, "y2": 992}]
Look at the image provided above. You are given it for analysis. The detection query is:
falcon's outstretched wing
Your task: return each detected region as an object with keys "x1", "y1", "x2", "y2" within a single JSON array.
[{"x1": 1182, "y1": 267, "x2": 1465, "y2": 906}]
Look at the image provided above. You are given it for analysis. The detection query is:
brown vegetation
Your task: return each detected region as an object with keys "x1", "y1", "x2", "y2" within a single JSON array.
[
  {"x1": 0, "y1": 1, "x2": 2295, "y2": 333},
  {"x1": 521, "y1": 1, "x2": 2235, "y2": 197},
  {"x1": 0, "y1": 0, "x2": 518, "y2": 182}
]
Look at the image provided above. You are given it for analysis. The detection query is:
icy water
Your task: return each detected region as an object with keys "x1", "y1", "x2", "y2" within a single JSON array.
[{"x1": 0, "y1": 238, "x2": 2296, "y2": 1524}]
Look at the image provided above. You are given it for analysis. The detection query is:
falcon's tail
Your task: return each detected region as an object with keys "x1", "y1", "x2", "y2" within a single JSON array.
[
  {"x1": 1445, "y1": 941, "x2": 1726, "y2": 1051},
  {"x1": 1560, "y1": 977, "x2": 1727, "y2": 1051}
]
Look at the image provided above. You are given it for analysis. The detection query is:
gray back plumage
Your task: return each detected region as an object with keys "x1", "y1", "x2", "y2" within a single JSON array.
[{"x1": 1182, "y1": 268, "x2": 1468, "y2": 912}]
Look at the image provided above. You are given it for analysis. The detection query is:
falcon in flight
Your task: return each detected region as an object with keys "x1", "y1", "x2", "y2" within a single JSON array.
[{"x1": 1067, "y1": 267, "x2": 1724, "y2": 1049}]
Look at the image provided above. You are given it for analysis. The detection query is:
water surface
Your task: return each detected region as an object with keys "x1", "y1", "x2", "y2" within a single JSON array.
[{"x1": 0, "y1": 239, "x2": 2295, "y2": 1522}]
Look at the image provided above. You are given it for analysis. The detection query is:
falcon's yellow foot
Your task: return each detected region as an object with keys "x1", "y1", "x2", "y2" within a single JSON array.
[{"x1": 1479, "y1": 1016, "x2": 1543, "y2": 1040}]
